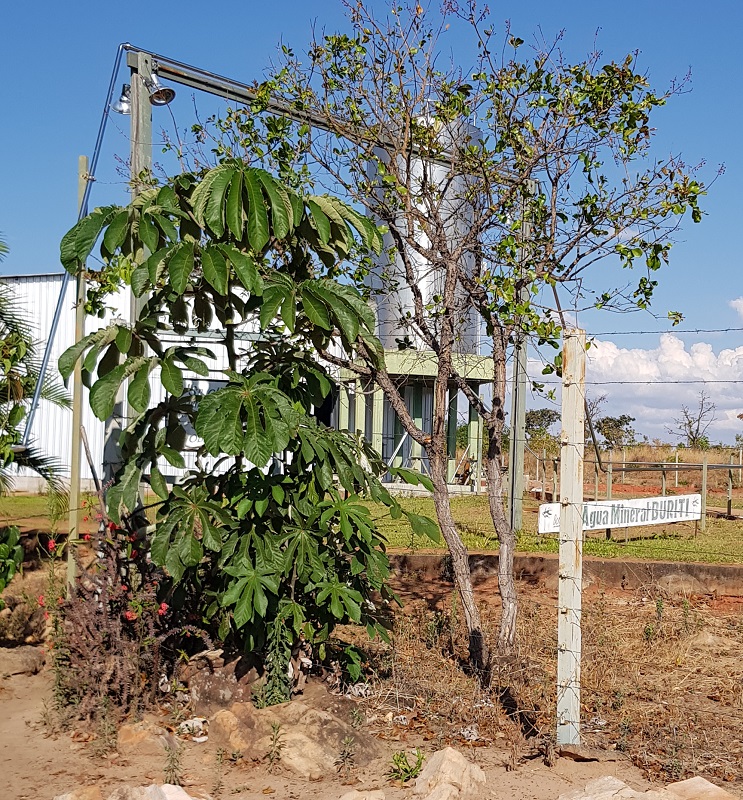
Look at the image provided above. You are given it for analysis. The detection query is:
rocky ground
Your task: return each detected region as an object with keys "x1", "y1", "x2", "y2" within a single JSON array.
[{"x1": 0, "y1": 653, "x2": 740, "y2": 800}]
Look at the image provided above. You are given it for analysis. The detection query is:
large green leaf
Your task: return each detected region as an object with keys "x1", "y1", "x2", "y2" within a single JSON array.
[
  {"x1": 168, "y1": 242, "x2": 195, "y2": 295},
  {"x1": 405, "y1": 511, "x2": 441, "y2": 543},
  {"x1": 128, "y1": 359, "x2": 154, "y2": 412},
  {"x1": 307, "y1": 199, "x2": 331, "y2": 244},
  {"x1": 205, "y1": 167, "x2": 235, "y2": 238},
  {"x1": 161, "y1": 358, "x2": 184, "y2": 397},
  {"x1": 89, "y1": 364, "x2": 126, "y2": 420},
  {"x1": 201, "y1": 246, "x2": 229, "y2": 295},
  {"x1": 300, "y1": 284, "x2": 332, "y2": 330},
  {"x1": 221, "y1": 245, "x2": 262, "y2": 294},
  {"x1": 138, "y1": 215, "x2": 160, "y2": 253},
  {"x1": 149, "y1": 465, "x2": 169, "y2": 500},
  {"x1": 195, "y1": 387, "x2": 244, "y2": 455},
  {"x1": 191, "y1": 164, "x2": 232, "y2": 226},
  {"x1": 244, "y1": 170, "x2": 269, "y2": 252},
  {"x1": 257, "y1": 171, "x2": 292, "y2": 239},
  {"x1": 226, "y1": 169, "x2": 244, "y2": 240},
  {"x1": 102, "y1": 210, "x2": 129, "y2": 254}
]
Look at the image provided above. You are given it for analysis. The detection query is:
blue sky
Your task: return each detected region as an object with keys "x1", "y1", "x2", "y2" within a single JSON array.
[{"x1": 1, "y1": 0, "x2": 741, "y2": 441}]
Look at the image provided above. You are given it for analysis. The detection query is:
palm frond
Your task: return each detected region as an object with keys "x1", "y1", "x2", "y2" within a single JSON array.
[
  {"x1": 0, "y1": 281, "x2": 35, "y2": 345},
  {"x1": 13, "y1": 444, "x2": 68, "y2": 504}
]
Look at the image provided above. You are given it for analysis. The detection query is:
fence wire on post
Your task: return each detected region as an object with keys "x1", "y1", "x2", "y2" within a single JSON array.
[{"x1": 556, "y1": 328, "x2": 586, "y2": 747}]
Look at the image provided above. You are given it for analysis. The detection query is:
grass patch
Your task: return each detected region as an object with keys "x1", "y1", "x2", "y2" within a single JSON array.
[
  {"x1": 374, "y1": 494, "x2": 743, "y2": 565},
  {"x1": 5, "y1": 491, "x2": 743, "y2": 565}
]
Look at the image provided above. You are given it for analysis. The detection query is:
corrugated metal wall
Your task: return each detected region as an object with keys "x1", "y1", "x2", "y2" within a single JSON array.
[{"x1": 3, "y1": 274, "x2": 235, "y2": 490}]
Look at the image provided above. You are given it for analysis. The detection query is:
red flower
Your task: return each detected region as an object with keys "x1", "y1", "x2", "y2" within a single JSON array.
[
  {"x1": 130, "y1": 549, "x2": 138, "y2": 559},
  {"x1": 108, "y1": 522, "x2": 117, "y2": 532},
  {"x1": 157, "y1": 602, "x2": 169, "y2": 616},
  {"x1": 37, "y1": 595, "x2": 45, "y2": 607},
  {"x1": 43, "y1": 611, "x2": 49, "y2": 620},
  {"x1": 48, "y1": 540, "x2": 56, "y2": 552},
  {"x1": 124, "y1": 610, "x2": 138, "y2": 621},
  {"x1": 82, "y1": 534, "x2": 91, "y2": 541},
  {"x1": 120, "y1": 585, "x2": 128, "y2": 592},
  {"x1": 82, "y1": 516, "x2": 89, "y2": 522}
]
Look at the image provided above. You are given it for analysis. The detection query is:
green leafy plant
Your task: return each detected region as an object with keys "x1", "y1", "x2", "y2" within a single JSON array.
[
  {"x1": 0, "y1": 525, "x2": 22, "y2": 607},
  {"x1": 335, "y1": 735, "x2": 356, "y2": 779},
  {"x1": 388, "y1": 748, "x2": 425, "y2": 784},
  {"x1": 265, "y1": 722, "x2": 284, "y2": 772},
  {"x1": 163, "y1": 738, "x2": 184, "y2": 785},
  {"x1": 59, "y1": 161, "x2": 439, "y2": 702}
]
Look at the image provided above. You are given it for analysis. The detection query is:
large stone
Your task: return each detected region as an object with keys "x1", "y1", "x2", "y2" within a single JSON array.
[
  {"x1": 0, "y1": 644, "x2": 45, "y2": 676},
  {"x1": 184, "y1": 651, "x2": 261, "y2": 713},
  {"x1": 106, "y1": 787, "x2": 195, "y2": 800},
  {"x1": 558, "y1": 776, "x2": 678, "y2": 800},
  {"x1": 209, "y1": 709, "x2": 255, "y2": 754},
  {"x1": 413, "y1": 748, "x2": 486, "y2": 800},
  {"x1": 116, "y1": 720, "x2": 167, "y2": 757},
  {"x1": 53, "y1": 789, "x2": 104, "y2": 800},
  {"x1": 666, "y1": 777, "x2": 739, "y2": 800},
  {"x1": 211, "y1": 698, "x2": 384, "y2": 779}
]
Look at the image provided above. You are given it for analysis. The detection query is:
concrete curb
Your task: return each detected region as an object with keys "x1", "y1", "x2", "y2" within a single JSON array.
[{"x1": 390, "y1": 552, "x2": 743, "y2": 597}]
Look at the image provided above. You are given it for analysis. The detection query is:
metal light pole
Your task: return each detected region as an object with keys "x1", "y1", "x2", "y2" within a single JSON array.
[
  {"x1": 102, "y1": 51, "x2": 155, "y2": 487},
  {"x1": 66, "y1": 156, "x2": 90, "y2": 588}
]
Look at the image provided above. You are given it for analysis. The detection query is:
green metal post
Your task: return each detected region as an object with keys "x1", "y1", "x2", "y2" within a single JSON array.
[
  {"x1": 467, "y1": 400, "x2": 478, "y2": 488},
  {"x1": 446, "y1": 386, "x2": 458, "y2": 482},
  {"x1": 338, "y1": 383, "x2": 350, "y2": 432},
  {"x1": 354, "y1": 380, "x2": 365, "y2": 437},
  {"x1": 371, "y1": 386, "x2": 384, "y2": 457}
]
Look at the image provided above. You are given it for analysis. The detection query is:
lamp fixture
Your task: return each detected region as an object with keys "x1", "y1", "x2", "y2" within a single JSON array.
[
  {"x1": 111, "y1": 83, "x2": 132, "y2": 114},
  {"x1": 146, "y1": 73, "x2": 175, "y2": 106}
]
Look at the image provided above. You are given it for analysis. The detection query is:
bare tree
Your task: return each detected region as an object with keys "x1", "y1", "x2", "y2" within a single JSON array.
[
  {"x1": 260, "y1": 0, "x2": 708, "y2": 668},
  {"x1": 667, "y1": 390, "x2": 716, "y2": 448}
]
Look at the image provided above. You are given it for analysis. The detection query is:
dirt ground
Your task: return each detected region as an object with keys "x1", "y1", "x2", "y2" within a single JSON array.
[
  {"x1": 1, "y1": 569, "x2": 742, "y2": 800},
  {"x1": 0, "y1": 669, "x2": 659, "y2": 800}
]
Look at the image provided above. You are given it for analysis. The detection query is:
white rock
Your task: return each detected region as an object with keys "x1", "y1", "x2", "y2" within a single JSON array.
[
  {"x1": 338, "y1": 791, "x2": 386, "y2": 800},
  {"x1": 413, "y1": 747, "x2": 486, "y2": 799},
  {"x1": 159, "y1": 787, "x2": 196, "y2": 800},
  {"x1": 106, "y1": 786, "x2": 194, "y2": 800}
]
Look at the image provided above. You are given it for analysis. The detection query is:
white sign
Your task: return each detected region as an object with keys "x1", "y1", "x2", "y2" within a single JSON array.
[{"x1": 538, "y1": 493, "x2": 702, "y2": 534}]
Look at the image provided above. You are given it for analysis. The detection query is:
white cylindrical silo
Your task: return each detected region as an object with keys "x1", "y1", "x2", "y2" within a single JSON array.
[{"x1": 367, "y1": 118, "x2": 482, "y2": 355}]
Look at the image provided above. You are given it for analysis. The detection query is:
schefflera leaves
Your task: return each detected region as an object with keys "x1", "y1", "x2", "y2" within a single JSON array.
[
  {"x1": 58, "y1": 162, "x2": 384, "y2": 522},
  {"x1": 57, "y1": 159, "x2": 441, "y2": 666}
]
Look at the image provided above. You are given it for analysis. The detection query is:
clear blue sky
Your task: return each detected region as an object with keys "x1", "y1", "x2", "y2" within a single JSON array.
[{"x1": 1, "y1": 0, "x2": 741, "y2": 440}]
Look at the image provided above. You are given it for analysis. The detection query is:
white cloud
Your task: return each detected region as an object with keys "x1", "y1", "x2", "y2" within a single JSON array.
[
  {"x1": 730, "y1": 297, "x2": 743, "y2": 321},
  {"x1": 528, "y1": 334, "x2": 743, "y2": 444}
]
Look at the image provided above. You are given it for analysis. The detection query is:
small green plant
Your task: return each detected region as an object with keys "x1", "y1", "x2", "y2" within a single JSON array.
[
  {"x1": 164, "y1": 739, "x2": 184, "y2": 786},
  {"x1": 335, "y1": 736, "x2": 356, "y2": 779},
  {"x1": 252, "y1": 681, "x2": 269, "y2": 709},
  {"x1": 388, "y1": 748, "x2": 425, "y2": 784},
  {"x1": 212, "y1": 747, "x2": 225, "y2": 797},
  {"x1": 265, "y1": 722, "x2": 284, "y2": 773},
  {"x1": 349, "y1": 707, "x2": 364, "y2": 729}
]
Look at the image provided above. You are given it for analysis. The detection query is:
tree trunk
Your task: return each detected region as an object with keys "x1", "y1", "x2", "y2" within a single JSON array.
[
  {"x1": 429, "y1": 452, "x2": 489, "y2": 674},
  {"x1": 486, "y1": 432, "x2": 518, "y2": 654}
]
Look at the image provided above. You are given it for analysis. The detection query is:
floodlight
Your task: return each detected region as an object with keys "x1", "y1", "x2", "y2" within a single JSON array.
[
  {"x1": 146, "y1": 73, "x2": 175, "y2": 106},
  {"x1": 112, "y1": 83, "x2": 132, "y2": 114}
]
